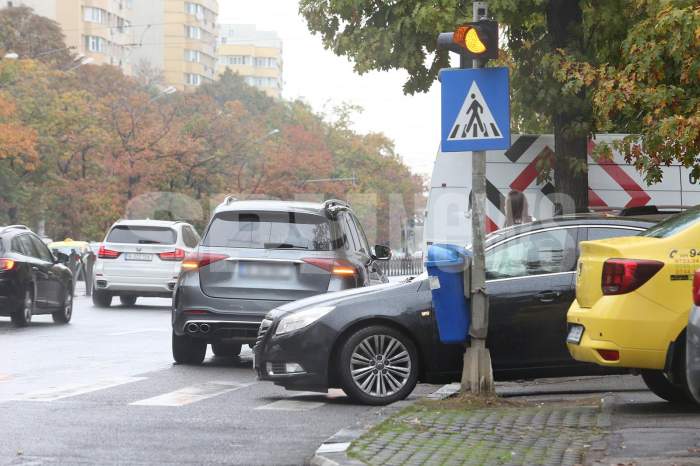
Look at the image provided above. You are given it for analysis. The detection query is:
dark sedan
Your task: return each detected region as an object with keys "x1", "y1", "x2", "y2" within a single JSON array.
[{"x1": 254, "y1": 215, "x2": 657, "y2": 405}]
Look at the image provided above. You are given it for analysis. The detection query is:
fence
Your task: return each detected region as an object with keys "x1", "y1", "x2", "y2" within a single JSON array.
[{"x1": 380, "y1": 256, "x2": 424, "y2": 277}]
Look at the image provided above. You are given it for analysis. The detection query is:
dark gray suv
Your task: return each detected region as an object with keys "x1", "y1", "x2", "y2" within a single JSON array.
[{"x1": 171, "y1": 198, "x2": 391, "y2": 364}]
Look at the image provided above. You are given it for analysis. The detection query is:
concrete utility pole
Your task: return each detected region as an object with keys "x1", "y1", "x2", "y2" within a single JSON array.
[{"x1": 460, "y1": 0, "x2": 495, "y2": 395}]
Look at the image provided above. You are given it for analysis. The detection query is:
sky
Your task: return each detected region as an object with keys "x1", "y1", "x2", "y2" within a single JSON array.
[{"x1": 218, "y1": 0, "x2": 441, "y2": 176}]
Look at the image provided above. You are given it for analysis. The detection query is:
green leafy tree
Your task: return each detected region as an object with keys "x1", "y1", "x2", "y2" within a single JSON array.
[{"x1": 0, "y1": 6, "x2": 74, "y2": 65}]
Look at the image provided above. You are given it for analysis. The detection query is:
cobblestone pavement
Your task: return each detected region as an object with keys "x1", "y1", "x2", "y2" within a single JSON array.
[{"x1": 347, "y1": 399, "x2": 611, "y2": 466}]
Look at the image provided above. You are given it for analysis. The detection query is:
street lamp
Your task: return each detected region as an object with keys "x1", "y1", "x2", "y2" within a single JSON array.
[
  {"x1": 149, "y1": 85, "x2": 177, "y2": 102},
  {"x1": 66, "y1": 56, "x2": 94, "y2": 72},
  {"x1": 3, "y1": 52, "x2": 18, "y2": 60}
]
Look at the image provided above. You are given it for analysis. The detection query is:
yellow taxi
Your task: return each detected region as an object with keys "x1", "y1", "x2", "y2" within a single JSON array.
[
  {"x1": 48, "y1": 238, "x2": 91, "y2": 257},
  {"x1": 567, "y1": 207, "x2": 700, "y2": 403}
]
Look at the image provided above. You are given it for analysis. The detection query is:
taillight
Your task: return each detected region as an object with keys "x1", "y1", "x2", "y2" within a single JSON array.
[
  {"x1": 159, "y1": 249, "x2": 186, "y2": 261},
  {"x1": 303, "y1": 258, "x2": 358, "y2": 276},
  {"x1": 597, "y1": 349, "x2": 620, "y2": 361},
  {"x1": 98, "y1": 245, "x2": 121, "y2": 259},
  {"x1": 601, "y1": 258, "x2": 663, "y2": 295},
  {"x1": 181, "y1": 253, "x2": 229, "y2": 271},
  {"x1": 693, "y1": 270, "x2": 700, "y2": 306},
  {"x1": 0, "y1": 258, "x2": 16, "y2": 271}
]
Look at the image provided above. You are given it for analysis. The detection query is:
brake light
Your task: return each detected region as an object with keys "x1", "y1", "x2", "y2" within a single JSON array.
[
  {"x1": 0, "y1": 258, "x2": 15, "y2": 271},
  {"x1": 159, "y1": 249, "x2": 186, "y2": 261},
  {"x1": 601, "y1": 259, "x2": 663, "y2": 295},
  {"x1": 98, "y1": 245, "x2": 121, "y2": 259},
  {"x1": 693, "y1": 270, "x2": 700, "y2": 306},
  {"x1": 303, "y1": 258, "x2": 358, "y2": 276},
  {"x1": 181, "y1": 253, "x2": 228, "y2": 271}
]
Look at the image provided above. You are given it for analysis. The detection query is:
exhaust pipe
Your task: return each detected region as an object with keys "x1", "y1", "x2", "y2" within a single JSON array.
[
  {"x1": 186, "y1": 322, "x2": 200, "y2": 334},
  {"x1": 199, "y1": 323, "x2": 211, "y2": 334}
]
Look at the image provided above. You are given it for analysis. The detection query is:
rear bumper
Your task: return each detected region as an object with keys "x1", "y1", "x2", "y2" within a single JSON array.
[
  {"x1": 94, "y1": 274, "x2": 177, "y2": 295},
  {"x1": 0, "y1": 278, "x2": 21, "y2": 315},
  {"x1": 566, "y1": 299, "x2": 671, "y2": 370}
]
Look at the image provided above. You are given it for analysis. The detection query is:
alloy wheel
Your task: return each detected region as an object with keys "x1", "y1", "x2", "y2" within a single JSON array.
[
  {"x1": 63, "y1": 293, "x2": 73, "y2": 320},
  {"x1": 23, "y1": 291, "x2": 33, "y2": 323},
  {"x1": 350, "y1": 334, "x2": 411, "y2": 398}
]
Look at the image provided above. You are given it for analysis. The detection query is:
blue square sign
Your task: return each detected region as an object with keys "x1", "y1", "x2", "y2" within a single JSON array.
[{"x1": 440, "y1": 67, "x2": 510, "y2": 152}]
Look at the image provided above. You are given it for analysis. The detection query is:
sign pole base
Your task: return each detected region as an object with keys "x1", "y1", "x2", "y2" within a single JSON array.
[{"x1": 461, "y1": 338, "x2": 494, "y2": 394}]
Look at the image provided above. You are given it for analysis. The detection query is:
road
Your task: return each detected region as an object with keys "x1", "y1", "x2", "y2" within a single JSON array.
[{"x1": 0, "y1": 292, "x2": 436, "y2": 466}]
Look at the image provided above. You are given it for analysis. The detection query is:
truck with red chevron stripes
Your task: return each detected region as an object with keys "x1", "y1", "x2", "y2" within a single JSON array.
[{"x1": 424, "y1": 134, "x2": 698, "y2": 248}]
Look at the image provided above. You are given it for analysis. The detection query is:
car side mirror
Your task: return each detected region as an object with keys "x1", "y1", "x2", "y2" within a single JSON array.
[{"x1": 371, "y1": 245, "x2": 392, "y2": 261}]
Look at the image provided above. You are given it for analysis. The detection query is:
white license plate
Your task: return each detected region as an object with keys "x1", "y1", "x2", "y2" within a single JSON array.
[
  {"x1": 125, "y1": 253, "x2": 153, "y2": 262},
  {"x1": 238, "y1": 263, "x2": 292, "y2": 279},
  {"x1": 567, "y1": 325, "x2": 584, "y2": 344}
]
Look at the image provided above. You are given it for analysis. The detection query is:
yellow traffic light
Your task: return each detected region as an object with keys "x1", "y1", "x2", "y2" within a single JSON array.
[
  {"x1": 465, "y1": 28, "x2": 487, "y2": 54},
  {"x1": 439, "y1": 21, "x2": 499, "y2": 60}
]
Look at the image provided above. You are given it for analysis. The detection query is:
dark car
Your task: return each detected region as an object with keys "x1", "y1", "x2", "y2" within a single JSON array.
[
  {"x1": 0, "y1": 225, "x2": 74, "y2": 326},
  {"x1": 172, "y1": 198, "x2": 391, "y2": 364},
  {"x1": 254, "y1": 215, "x2": 657, "y2": 405}
]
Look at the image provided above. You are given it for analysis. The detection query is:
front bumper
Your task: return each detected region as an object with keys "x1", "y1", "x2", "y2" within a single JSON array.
[
  {"x1": 253, "y1": 319, "x2": 333, "y2": 392},
  {"x1": 566, "y1": 299, "x2": 668, "y2": 370}
]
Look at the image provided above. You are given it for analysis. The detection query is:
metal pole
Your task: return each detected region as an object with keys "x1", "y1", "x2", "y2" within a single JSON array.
[{"x1": 461, "y1": 0, "x2": 495, "y2": 395}]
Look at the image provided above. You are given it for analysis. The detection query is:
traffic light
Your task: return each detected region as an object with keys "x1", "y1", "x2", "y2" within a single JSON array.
[{"x1": 437, "y1": 20, "x2": 499, "y2": 61}]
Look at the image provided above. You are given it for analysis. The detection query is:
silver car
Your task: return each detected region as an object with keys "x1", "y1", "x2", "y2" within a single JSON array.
[
  {"x1": 92, "y1": 220, "x2": 200, "y2": 307},
  {"x1": 171, "y1": 198, "x2": 391, "y2": 364}
]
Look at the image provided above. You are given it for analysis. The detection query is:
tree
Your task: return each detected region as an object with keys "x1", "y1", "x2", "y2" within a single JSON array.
[
  {"x1": 299, "y1": 1, "x2": 637, "y2": 210},
  {"x1": 559, "y1": 1, "x2": 700, "y2": 185},
  {"x1": 0, "y1": 6, "x2": 74, "y2": 65}
]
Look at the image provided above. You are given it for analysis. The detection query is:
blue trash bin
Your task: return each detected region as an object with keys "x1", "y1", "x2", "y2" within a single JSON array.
[{"x1": 425, "y1": 243, "x2": 471, "y2": 344}]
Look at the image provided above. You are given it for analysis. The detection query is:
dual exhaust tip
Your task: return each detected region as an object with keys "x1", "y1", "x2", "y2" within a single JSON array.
[{"x1": 186, "y1": 322, "x2": 211, "y2": 335}]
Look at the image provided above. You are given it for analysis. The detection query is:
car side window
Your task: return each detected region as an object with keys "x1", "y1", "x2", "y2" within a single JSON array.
[
  {"x1": 182, "y1": 226, "x2": 198, "y2": 248},
  {"x1": 587, "y1": 227, "x2": 641, "y2": 241},
  {"x1": 11, "y1": 237, "x2": 27, "y2": 256},
  {"x1": 30, "y1": 235, "x2": 54, "y2": 262},
  {"x1": 485, "y1": 228, "x2": 577, "y2": 279},
  {"x1": 18, "y1": 235, "x2": 39, "y2": 259},
  {"x1": 350, "y1": 215, "x2": 370, "y2": 254},
  {"x1": 341, "y1": 214, "x2": 359, "y2": 252}
]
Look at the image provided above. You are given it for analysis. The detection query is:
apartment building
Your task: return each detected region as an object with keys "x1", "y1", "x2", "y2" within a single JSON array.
[
  {"x1": 217, "y1": 24, "x2": 283, "y2": 98},
  {"x1": 130, "y1": 1, "x2": 218, "y2": 91},
  {"x1": 4, "y1": 0, "x2": 135, "y2": 74}
]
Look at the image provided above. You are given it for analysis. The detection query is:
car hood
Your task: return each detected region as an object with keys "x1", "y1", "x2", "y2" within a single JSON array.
[{"x1": 267, "y1": 276, "x2": 427, "y2": 320}]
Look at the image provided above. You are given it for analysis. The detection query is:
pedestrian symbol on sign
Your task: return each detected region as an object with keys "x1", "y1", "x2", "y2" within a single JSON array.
[{"x1": 448, "y1": 81, "x2": 502, "y2": 141}]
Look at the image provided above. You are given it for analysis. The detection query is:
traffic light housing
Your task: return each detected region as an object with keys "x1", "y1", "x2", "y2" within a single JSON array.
[{"x1": 437, "y1": 20, "x2": 499, "y2": 61}]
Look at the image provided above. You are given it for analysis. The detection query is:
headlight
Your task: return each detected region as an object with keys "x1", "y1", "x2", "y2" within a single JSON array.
[{"x1": 275, "y1": 306, "x2": 335, "y2": 336}]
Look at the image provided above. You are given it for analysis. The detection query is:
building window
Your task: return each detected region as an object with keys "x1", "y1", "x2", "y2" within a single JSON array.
[
  {"x1": 83, "y1": 7, "x2": 104, "y2": 23},
  {"x1": 185, "y1": 73, "x2": 201, "y2": 86},
  {"x1": 254, "y1": 57, "x2": 278, "y2": 69},
  {"x1": 186, "y1": 26, "x2": 202, "y2": 40},
  {"x1": 85, "y1": 35, "x2": 104, "y2": 53},
  {"x1": 185, "y1": 2, "x2": 204, "y2": 18},
  {"x1": 221, "y1": 55, "x2": 251, "y2": 66},
  {"x1": 185, "y1": 49, "x2": 201, "y2": 63}
]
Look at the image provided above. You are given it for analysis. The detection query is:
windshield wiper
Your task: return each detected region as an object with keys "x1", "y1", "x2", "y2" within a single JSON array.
[{"x1": 265, "y1": 243, "x2": 308, "y2": 250}]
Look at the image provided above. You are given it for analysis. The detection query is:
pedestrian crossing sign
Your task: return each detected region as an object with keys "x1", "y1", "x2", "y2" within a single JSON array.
[{"x1": 440, "y1": 67, "x2": 510, "y2": 152}]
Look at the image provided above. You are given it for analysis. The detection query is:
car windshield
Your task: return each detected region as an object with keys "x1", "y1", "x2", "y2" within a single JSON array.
[
  {"x1": 106, "y1": 226, "x2": 177, "y2": 245},
  {"x1": 639, "y1": 206, "x2": 700, "y2": 239},
  {"x1": 203, "y1": 211, "x2": 332, "y2": 251}
]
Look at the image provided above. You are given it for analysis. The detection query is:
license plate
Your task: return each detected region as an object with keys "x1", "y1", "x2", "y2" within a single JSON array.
[
  {"x1": 567, "y1": 325, "x2": 584, "y2": 344},
  {"x1": 238, "y1": 263, "x2": 292, "y2": 279},
  {"x1": 125, "y1": 253, "x2": 153, "y2": 262}
]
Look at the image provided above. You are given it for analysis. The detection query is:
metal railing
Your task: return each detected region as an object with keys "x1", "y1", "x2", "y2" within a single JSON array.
[{"x1": 380, "y1": 257, "x2": 424, "y2": 277}]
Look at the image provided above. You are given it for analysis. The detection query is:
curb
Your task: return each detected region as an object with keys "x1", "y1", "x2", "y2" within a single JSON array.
[{"x1": 309, "y1": 384, "x2": 460, "y2": 466}]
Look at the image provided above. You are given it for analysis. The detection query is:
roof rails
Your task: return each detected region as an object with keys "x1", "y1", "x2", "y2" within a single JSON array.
[
  {"x1": 323, "y1": 199, "x2": 350, "y2": 210},
  {"x1": 0, "y1": 225, "x2": 30, "y2": 234},
  {"x1": 590, "y1": 205, "x2": 690, "y2": 216}
]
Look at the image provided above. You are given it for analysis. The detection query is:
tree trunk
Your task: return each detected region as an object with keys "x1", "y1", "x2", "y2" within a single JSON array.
[{"x1": 547, "y1": 0, "x2": 589, "y2": 212}]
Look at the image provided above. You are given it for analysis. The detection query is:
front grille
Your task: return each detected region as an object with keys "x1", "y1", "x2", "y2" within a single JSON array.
[{"x1": 255, "y1": 318, "x2": 273, "y2": 350}]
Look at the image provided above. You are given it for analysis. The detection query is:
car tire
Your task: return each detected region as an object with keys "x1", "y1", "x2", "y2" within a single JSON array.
[
  {"x1": 172, "y1": 331, "x2": 207, "y2": 365},
  {"x1": 338, "y1": 325, "x2": 419, "y2": 406},
  {"x1": 11, "y1": 290, "x2": 34, "y2": 327},
  {"x1": 211, "y1": 342, "x2": 242, "y2": 357},
  {"x1": 92, "y1": 289, "x2": 112, "y2": 308},
  {"x1": 641, "y1": 370, "x2": 692, "y2": 403},
  {"x1": 119, "y1": 295, "x2": 138, "y2": 307},
  {"x1": 52, "y1": 286, "x2": 73, "y2": 324}
]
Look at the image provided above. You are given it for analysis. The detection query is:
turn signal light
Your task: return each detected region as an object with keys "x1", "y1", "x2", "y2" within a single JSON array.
[
  {"x1": 98, "y1": 245, "x2": 121, "y2": 259},
  {"x1": 693, "y1": 270, "x2": 700, "y2": 306},
  {"x1": 303, "y1": 258, "x2": 358, "y2": 276},
  {"x1": 159, "y1": 249, "x2": 186, "y2": 261},
  {"x1": 597, "y1": 349, "x2": 620, "y2": 361},
  {"x1": 181, "y1": 253, "x2": 229, "y2": 271},
  {"x1": 0, "y1": 258, "x2": 15, "y2": 271},
  {"x1": 601, "y1": 259, "x2": 663, "y2": 295}
]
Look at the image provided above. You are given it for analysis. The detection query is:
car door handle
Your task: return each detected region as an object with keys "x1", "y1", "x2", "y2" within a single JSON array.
[
  {"x1": 31, "y1": 266, "x2": 39, "y2": 271},
  {"x1": 536, "y1": 291, "x2": 561, "y2": 303}
]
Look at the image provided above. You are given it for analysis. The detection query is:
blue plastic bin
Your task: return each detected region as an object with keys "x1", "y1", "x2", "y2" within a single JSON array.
[{"x1": 425, "y1": 244, "x2": 471, "y2": 344}]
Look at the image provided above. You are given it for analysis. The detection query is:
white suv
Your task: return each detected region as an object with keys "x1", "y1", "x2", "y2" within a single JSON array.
[{"x1": 93, "y1": 220, "x2": 200, "y2": 307}]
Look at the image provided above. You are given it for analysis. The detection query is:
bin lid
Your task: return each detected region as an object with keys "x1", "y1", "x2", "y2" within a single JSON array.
[{"x1": 425, "y1": 243, "x2": 471, "y2": 267}]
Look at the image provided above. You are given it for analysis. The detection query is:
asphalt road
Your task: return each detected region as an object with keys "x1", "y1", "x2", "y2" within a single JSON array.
[{"x1": 0, "y1": 291, "x2": 436, "y2": 466}]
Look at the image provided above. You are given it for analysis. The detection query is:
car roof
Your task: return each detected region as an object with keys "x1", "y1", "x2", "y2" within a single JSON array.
[
  {"x1": 484, "y1": 214, "x2": 655, "y2": 246},
  {"x1": 214, "y1": 199, "x2": 331, "y2": 216},
  {"x1": 111, "y1": 219, "x2": 184, "y2": 228},
  {"x1": 49, "y1": 240, "x2": 90, "y2": 248}
]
